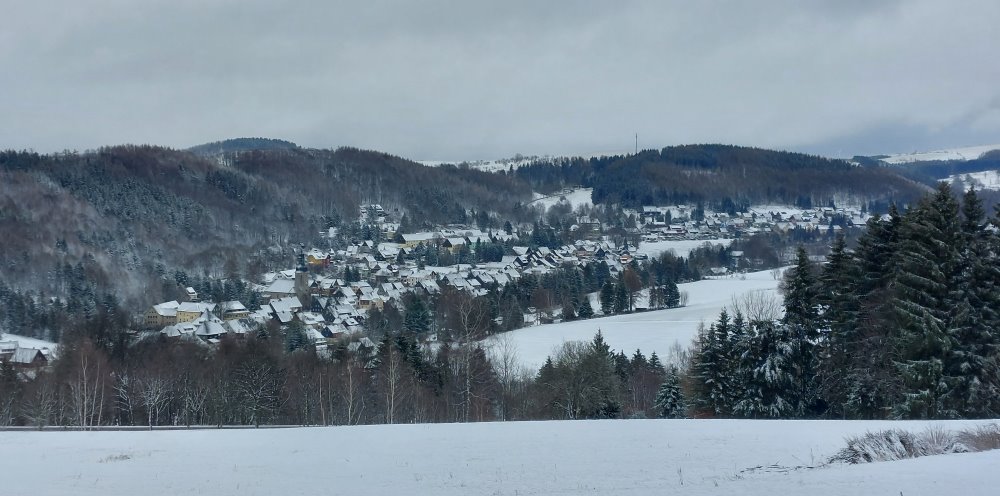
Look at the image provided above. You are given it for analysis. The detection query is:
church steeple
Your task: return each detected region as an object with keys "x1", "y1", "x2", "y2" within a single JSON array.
[{"x1": 295, "y1": 243, "x2": 310, "y2": 307}]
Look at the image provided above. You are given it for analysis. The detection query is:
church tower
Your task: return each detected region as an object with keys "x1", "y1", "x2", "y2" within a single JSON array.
[{"x1": 295, "y1": 244, "x2": 311, "y2": 307}]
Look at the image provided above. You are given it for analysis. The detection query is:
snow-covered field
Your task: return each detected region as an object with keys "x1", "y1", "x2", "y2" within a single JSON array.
[
  {"x1": 527, "y1": 187, "x2": 594, "y2": 211},
  {"x1": 635, "y1": 238, "x2": 733, "y2": 259},
  {"x1": 949, "y1": 170, "x2": 1000, "y2": 191},
  {"x1": 489, "y1": 268, "x2": 783, "y2": 370},
  {"x1": 2, "y1": 419, "x2": 997, "y2": 495},
  {"x1": 880, "y1": 144, "x2": 1000, "y2": 164}
]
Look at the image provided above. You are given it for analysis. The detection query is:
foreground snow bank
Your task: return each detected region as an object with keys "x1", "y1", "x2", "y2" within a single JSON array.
[{"x1": 2, "y1": 419, "x2": 997, "y2": 496}]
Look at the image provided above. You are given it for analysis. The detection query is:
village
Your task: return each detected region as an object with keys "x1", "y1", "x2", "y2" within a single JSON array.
[{"x1": 134, "y1": 195, "x2": 872, "y2": 355}]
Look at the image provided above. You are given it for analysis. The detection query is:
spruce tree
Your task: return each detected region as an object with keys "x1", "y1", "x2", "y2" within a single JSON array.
[
  {"x1": 654, "y1": 366, "x2": 686, "y2": 418},
  {"x1": 690, "y1": 310, "x2": 735, "y2": 416},
  {"x1": 944, "y1": 187, "x2": 1000, "y2": 416},
  {"x1": 781, "y1": 246, "x2": 821, "y2": 416},
  {"x1": 815, "y1": 235, "x2": 861, "y2": 418},
  {"x1": 599, "y1": 281, "x2": 615, "y2": 315},
  {"x1": 733, "y1": 320, "x2": 795, "y2": 419},
  {"x1": 578, "y1": 297, "x2": 595, "y2": 319},
  {"x1": 846, "y1": 204, "x2": 903, "y2": 419},
  {"x1": 893, "y1": 183, "x2": 961, "y2": 419}
]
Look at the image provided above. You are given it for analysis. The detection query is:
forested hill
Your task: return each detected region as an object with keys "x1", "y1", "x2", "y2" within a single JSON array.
[
  {"x1": 515, "y1": 144, "x2": 930, "y2": 210},
  {"x1": 187, "y1": 137, "x2": 300, "y2": 157},
  {"x1": 0, "y1": 145, "x2": 532, "y2": 306}
]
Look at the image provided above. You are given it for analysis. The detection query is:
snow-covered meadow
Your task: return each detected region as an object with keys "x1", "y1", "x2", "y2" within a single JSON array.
[
  {"x1": 948, "y1": 170, "x2": 1000, "y2": 191},
  {"x1": 2, "y1": 419, "x2": 997, "y2": 495},
  {"x1": 634, "y1": 238, "x2": 733, "y2": 259},
  {"x1": 880, "y1": 144, "x2": 1000, "y2": 164},
  {"x1": 488, "y1": 268, "x2": 783, "y2": 370},
  {"x1": 527, "y1": 187, "x2": 594, "y2": 211}
]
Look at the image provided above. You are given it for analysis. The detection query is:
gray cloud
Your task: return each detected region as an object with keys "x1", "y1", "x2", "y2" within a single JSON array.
[{"x1": 2, "y1": 0, "x2": 998, "y2": 159}]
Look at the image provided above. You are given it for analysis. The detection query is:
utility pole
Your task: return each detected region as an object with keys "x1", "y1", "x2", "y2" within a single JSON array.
[{"x1": 635, "y1": 133, "x2": 638, "y2": 154}]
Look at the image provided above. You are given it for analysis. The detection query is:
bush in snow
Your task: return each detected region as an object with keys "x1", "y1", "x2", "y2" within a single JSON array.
[
  {"x1": 957, "y1": 424, "x2": 1000, "y2": 452},
  {"x1": 829, "y1": 427, "x2": 969, "y2": 464}
]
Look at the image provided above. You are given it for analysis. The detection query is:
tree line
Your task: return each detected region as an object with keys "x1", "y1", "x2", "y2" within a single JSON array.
[{"x1": 688, "y1": 184, "x2": 1000, "y2": 419}]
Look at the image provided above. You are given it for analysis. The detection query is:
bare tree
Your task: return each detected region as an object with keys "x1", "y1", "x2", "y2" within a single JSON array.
[
  {"x1": 65, "y1": 340, "x2": 111, "y2": 428},
  {"x1": 487, "y1": 333, "x2": 525, "y2": 421},
  {"x1": 730, "y1": 289, "x2": 782, "y2": 323},
  {"x1": 378, "y1": 344, "x2": 405, "y2": 424},
  {"x1": 337, "y1": 357, "x2": 367, "y2": 425},
  {"x1": 136, "y1": 372, "x2": 173, "y2": 427},
  {"x1": 236, "y1": 361, "x2": 283, "y2": 427},
  {"x1": 22, "y1": 373, "x2": 58, "y2": 428}
]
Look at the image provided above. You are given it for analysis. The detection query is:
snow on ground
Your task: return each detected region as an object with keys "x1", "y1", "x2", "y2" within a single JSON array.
[
  {"x1": 0, "y1": 332, "x2": 57, "y2": 354},
  {"x1": 527, "y1": 187, "x2": 594, "y2": 211},
  {"x1": 880, "y1": 144, "x2": 1000, "y2": 164},
  {"x1": 488, "y1": 268, "x2": 783, "y2": 370},
  {"x1": 2, "y1": 419, "x2": 997, "y2": 495},
  {"x1": 949, "y1": 170, "x2": 1000, "y2": 191},
  {"x1": 635, "y1": 238, "x2": 733, "y2": 259}
]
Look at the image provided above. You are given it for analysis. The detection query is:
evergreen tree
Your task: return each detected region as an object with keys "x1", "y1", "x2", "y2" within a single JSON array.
[
  {"x1": 893, "y1": 183, "x2": 961, "y2": 419},
  {"x1": 815, "y1": 235, "x2": 861, "y2": 418},
  {"x1": 403, "y1": 295, "x2": 432, "y2": 335},
  {"x1": 846, "y1": 204, "x2": 903, "y2": 419},
  {"x1": 944, "y1": 187, "x2": 1000, "y2": 416},
  {"x1": 578, "y1": 297, "x2": 595, "y2": 319},
  {"x1": 690, "y1": 310, "x2": 736, "y2": 416},
  {"x1": 654, "y1": 366, "x2": 685, "y2": 418},
  {"x1": 613, "y1": 283, "x2": 629, "y2": 314},
  {"x1": 599, "y1": 281, "x2": 615, "y2": 315},
  {"x1": 781, "y1": 246, "x2": 821, "y2": 416},
  {"x1": 733, "y1": 321, "x2": 796, "y2": 418},
  {"x1": 665, "y1": 281, "x2": 681, "y2": 308}
]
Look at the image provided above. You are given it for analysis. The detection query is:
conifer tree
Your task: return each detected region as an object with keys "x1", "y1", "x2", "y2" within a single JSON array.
[
  {"x1": 893, "y1": 183, "x2": 961, "y2": 419},
  {"x1": 733, "y1": 320, "x2": 795, "y2": 419},
  {"x1": 654, "y1": 366, "x2": 685, "y2": 419},
  {"x1": 599, "y1": 281, "x2": 615, "y2": 315},
  {"x1": 944, "y1": 187, "x2": 1000, "y2": 416},
  {"x1": 815, "y1": 235, "x2": 861, "y2": 418},
  {"x1": 578, "y1": 297, "x2": 595, "y2": 319},
  {"x1": 781, "y1": 246, "x2": 821, "y2": 416}
]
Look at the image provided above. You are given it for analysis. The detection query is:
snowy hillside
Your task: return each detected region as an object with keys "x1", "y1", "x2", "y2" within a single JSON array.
[
  {"x1": 2, "y1": 419, "x2": 997, "y2": 495},
  {"x1": 527, "y1": 187, "x2": 594, "y2": 211},
  {"x1": 880, "y1": 144, "x2": 1000, "y2": 164},
  {"x1": 488, "y1": 268, "x2": 783, "y2": 370},
  {"x1": 635, "y1": 238, "x2": 733, "y2": 259},
  {"x1": 949, "y1": 170, "x2": 1000, "y2": 191}
]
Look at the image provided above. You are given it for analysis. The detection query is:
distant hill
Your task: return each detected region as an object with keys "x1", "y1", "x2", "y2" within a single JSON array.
[
  {"x1": 0, "y1": 145, "x2": 532, "y2": 306},
  {"x1": 187, "y1": 137, "x2": 299, "y2": 157},
  {"x1": 875, "y1": 144, "x2": 1000, "y2": 165},
  {"x1": 515, "y1": 144, "x2": 930, "y2": 211}
]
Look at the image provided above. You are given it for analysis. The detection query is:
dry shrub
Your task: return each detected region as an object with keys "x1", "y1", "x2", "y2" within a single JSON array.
[
  {"x1": 830, "y1": 427, "x2": 970, "y2": 465},
  {"x1": 957, "y1": 423, "x2": 1000, "y2": 452}
]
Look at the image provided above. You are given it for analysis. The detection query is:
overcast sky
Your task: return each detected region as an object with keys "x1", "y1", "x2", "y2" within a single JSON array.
[{"x1": 3, "y1": 0, "x2": 999, "y2": 160}]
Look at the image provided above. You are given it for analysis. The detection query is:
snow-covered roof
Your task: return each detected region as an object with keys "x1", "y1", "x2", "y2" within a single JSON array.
[{"x1": 266, "y1": 278, "x2": 296, "y2": 295}]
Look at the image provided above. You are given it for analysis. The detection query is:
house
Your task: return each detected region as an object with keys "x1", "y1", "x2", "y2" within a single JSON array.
[
  {"x1": 176, "y1": 302, "x2": 217, "y2": 323},
  {"x1": 306, "y1": 248, "x2": 330, "y2": 268},
  {"x1": 0, "y1": 344, "x2": 49, "y2": 369},
  {"x1": 144, "y1": 300, "x2": 179, "y2": 328},
  {"x1": 265, "y1": 278, "x2": 297, "y2": 300},
  {"x1": 219, "y1": 301, "x2": 250, "y2": 321}
]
